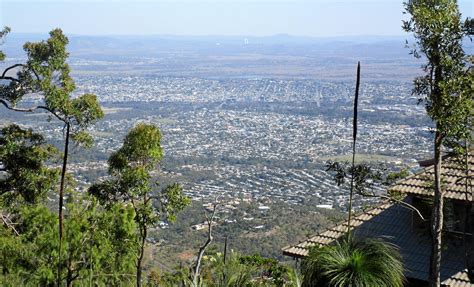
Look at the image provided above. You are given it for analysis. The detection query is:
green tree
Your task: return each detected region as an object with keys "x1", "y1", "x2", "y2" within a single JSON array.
[
  {"x1": 0, "y1": 124, "x2": 59, "y2": 205},
  {"x1": 301, "y1": 238, "x2": 404, "y2": 287},
  {"x1": 200, "y1": 251, "x2": 256, "y2": 287},
  {"x1": 0, "y1": 193, "x2": 138, "y2": 286},
  {"x1": 0, "y1": 26, "x2": 10, "y2": 61},
  {"x1": 403, "y1": 1, "x2": 473, "y2": 285},
  {"x1": 0, "y1": 125, "x2": 137, "y2": 286},
  {"x1": 89, "y1": 123, "x2": 190, "y2": 287},
  {"x1": 0, "y1": 28, "x2": 104, "y2": 284}
]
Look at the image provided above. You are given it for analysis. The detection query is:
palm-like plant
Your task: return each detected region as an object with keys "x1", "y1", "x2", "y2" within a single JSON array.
[
  {"x1": 203, "y1": 251, "x2": 255, "y2": 287},
  {"x1": 302, "y1": 238, "x2": 404, "y2": 287}
]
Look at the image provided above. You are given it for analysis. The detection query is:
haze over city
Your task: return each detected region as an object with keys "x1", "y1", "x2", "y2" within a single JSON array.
[
  {"x1": 2, "y1": 0, "x2": 472, "y2": 36},
  {"x1": 1, "y1": 0, "x2": 473, "y2": 286}
]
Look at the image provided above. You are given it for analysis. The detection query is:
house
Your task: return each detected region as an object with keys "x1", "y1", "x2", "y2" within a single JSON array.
[{"x1": 282, "y1": 152, "x2": 473, "y2": 286}]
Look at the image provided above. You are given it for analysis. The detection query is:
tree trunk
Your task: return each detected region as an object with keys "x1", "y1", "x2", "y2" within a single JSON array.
[
  {"x1": 59, "y1": 122, "x2": 70, "y2": 238},
  {"x1": 466, "y1": 200, "x2": 474, "y2": 282},
  {"x1": 136, "y1": 225, "x2": 147, "y2": 287},
  {"x1": 429, "y1": 129, "x2": 443, "y2": 287},
  {"x1": 58, "y1": 122, "x2": 70, "y2": 287},
  {"x1": 464, "y1": 146, "x2": 474, "y2": 281},
  {"x1": 66, "y1": 266, "x2": 73, "y2": 287}
]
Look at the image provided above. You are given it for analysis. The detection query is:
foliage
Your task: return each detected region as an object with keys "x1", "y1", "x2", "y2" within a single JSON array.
[
  {"x1": 325, "y1": 160, "x2": 384, "y2": 197},
  {"x1": 0, "y1": 29, "x2": 105, "y2": 285},
  {"x1": 239, "y1": 254, "x2": 290, "y2": 286},
  {"x1": 403, "y1": 0, "x2": 473, "y2": 145},
  {"x1": 155, "y1": 249, "x2": 301, "y2": 287},
  {"x1": 0, "y1": 125, "x2": 59, "y2": 205},
  {"x1": 384, "y1": 168, "x2": 410, "y2": 186},
  {"x1": 326, "y1": 161, "x2": 415, "y2": 203},
  {"x1": 89, "y1": 123, "x2": 190, "y2": 286},
  {"x1": 90, "y1": 123, "x2": 190, "y2": 224},
  {"x1": 403, "y1": 1, "x2": 473, "y2": 284},
  {"x1": 301, "y1": 238, "x2": 404, "y2": 287},
  {"x1": 60, "y1": 195, "x2": 138, "y2": 286},
  {"x1": 200, "y1": 251, "x2": 255, "y2": 287},
  {"x1": 0, "y1": 194, "x2": 138, "y2": 286},
  {"x1": 0, "y1": 26, "x2": 10, "y2": 61},
  {"x1": 1, "y1": 29, "x2": 104, "y2": 133}
]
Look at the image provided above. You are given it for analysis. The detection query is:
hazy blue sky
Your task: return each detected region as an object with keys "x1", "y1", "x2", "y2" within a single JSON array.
[{"x1": 1, "y1": 0, "x2": 472, "y2": 37}]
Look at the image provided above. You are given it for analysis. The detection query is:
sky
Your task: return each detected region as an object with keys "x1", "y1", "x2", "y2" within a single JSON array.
[{"x1": 0, "y1": 0, "x2": 472, "y2": 37}]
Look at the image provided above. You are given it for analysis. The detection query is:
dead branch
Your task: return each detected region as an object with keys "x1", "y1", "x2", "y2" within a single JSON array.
[
  {"x1": 192, "y1": 196, "x2": 220, "y2": 287},
  {"x1": 379, "y1": 194, "x2": 426, "y2": 221},
  {"x1": 1, "y1": 212, "x2": 19, "y2": 236},
  {"x1": 357, "y1": 187, "x2": 426, "y2": 221}
]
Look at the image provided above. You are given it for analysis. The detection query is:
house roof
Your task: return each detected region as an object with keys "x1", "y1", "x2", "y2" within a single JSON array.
[
  {"x1": 389, "y1": 152, "x2": 473, "y2": 201},
  {"x1": 282, "y1": 202, "x2": 392, "y2": 258},
  {"x1": 282, "y1": 198, "x2": 473, "y2": 286}
]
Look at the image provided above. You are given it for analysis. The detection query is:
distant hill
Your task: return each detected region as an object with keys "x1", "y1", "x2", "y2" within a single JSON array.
[
  {"x1": 1, "y1": 33, "x2": 471, "y2": 80},
  {"x1": 1, "y1": 33, "x2": 413, "y2": 58}
]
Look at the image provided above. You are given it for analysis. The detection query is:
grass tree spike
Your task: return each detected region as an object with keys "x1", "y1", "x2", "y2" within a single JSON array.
[
  {"x1": 347, "y1": 61, "x2": 361, "y2": 237},
  {"x1": 353, "y1": 61, "x2": 360, "y2": 141}
]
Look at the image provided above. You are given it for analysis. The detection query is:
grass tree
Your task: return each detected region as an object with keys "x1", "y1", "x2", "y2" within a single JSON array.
[
  {"x1": 403, "y1": 1, "x2": 473, "y2": 284},
  {"x1": 301, "y1": 238, "x2": 404, "y2": 287},
  {"x1": 89, "y1": 123, "x2": 190, "y2": 287}
]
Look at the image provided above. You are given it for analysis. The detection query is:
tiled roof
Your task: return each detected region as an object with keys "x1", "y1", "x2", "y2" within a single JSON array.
[
  {"x1": 282, "y1": 198, "x2": 473, "y2": 286},
  {"x1": 389, "y1": 153, "x2": 473, "y2": 201},
  {"x1": 282, "y1": 203, "x2": 391, "y2": 258}
]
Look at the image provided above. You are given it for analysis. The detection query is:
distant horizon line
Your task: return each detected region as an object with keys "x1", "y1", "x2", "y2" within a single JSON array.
[{"x1": 5, "y1": 32, "x2": 409, "y2": 39}]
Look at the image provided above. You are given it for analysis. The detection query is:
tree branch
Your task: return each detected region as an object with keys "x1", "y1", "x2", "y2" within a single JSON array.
[
  {"x1": 1, "y1": 64, "x2": 24, "y2": 78},
  {"x1": 359, "y1": 189, "x2": 426, "y2": 221},
  {"x1": 0, "y1": 76, "x2": 20, "y2": 82},
  {"x1": 0, "y1": 99, "x2": 65, "y2": 122},
  {"x1": 1, "y1": 213, "x2": 20, "y2": 236},
  {"x1": 192, "y1": 196, "x2": 220, "y2": 287},
  {"x1": 1, "y1": 63, "x2": 40, "y2": 81},
  {"x1": 379, "y1": 194, "x2": 426, "y2": 221}
]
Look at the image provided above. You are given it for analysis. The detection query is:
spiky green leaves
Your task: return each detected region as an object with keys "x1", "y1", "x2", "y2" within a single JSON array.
[{"x1": 302, "y1": 238, "x2": 405, "y2": 287}]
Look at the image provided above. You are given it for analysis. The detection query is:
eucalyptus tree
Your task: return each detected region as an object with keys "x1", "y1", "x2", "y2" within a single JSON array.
[
  {"x1": 0, "y1": 125, "x2": 136, "y2": 286},
  {"x1": 89, "y1": 123, "x2": 190, "y2": 287},
  {"x1": 403, "y1": 1, "x2": 473, "y2": 285},
  {"x1": 0, "y1": 28, "x2": 104, "y2": 284},
  {"x1": 0, "y1": 127, "x2": 136, "y2": 286},
  {"x1": 0, "y1": 192, "x2": 138, "y2": 286},
  {"x1": 0, "y1": 124, "x2": 59, "y2": 206}
]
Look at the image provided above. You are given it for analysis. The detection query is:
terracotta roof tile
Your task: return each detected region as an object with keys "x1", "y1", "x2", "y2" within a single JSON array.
[
  {"x1": 389, "y1": 153, "x2": 473, "y2": 201},
  {"x1": 282, "y1": 199, "x2": 473, "y2": 286}
]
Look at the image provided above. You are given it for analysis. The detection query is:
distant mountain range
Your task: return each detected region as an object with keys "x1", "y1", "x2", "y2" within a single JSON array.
[
  {"x1": 0, "y1": 33, "x2": 416, "y2": 57},
  {"x1": 1, "y1": 33, "x2": 472, "y2": 81}
]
